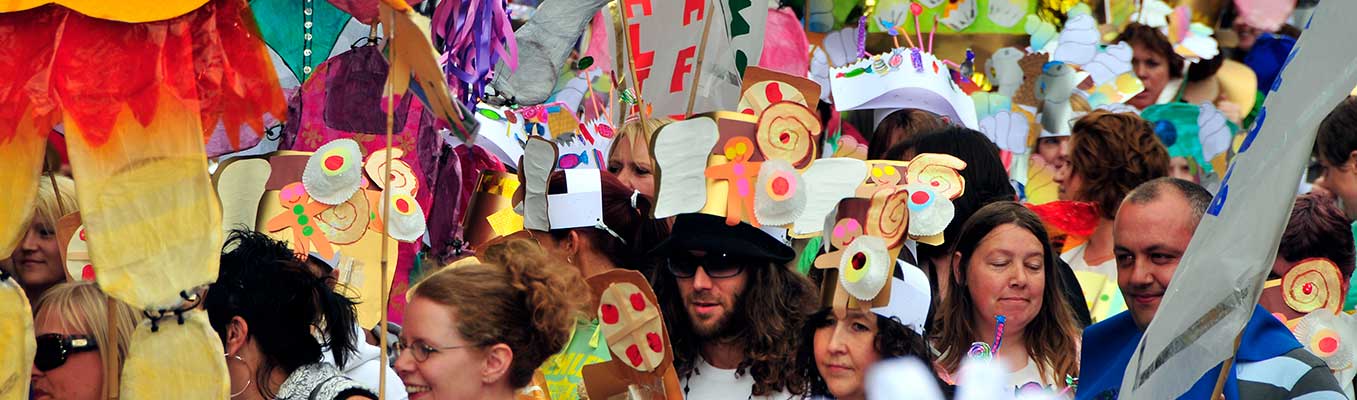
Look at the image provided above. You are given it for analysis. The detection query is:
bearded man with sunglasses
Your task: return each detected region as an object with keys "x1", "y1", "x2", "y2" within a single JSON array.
[{"x1": 650, "y1": 213, "x2": 819, "y2": 400}]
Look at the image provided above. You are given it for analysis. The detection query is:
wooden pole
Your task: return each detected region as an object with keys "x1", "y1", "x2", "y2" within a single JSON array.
[
  {"x1": 616, "y1": 2, "x2": 648, "y2": 119},
  {"x1": 378, "y1": 7, "x2": 395, "y2": 400},
  {"x1": 1209, "y1": 332, "x2": 1244, "y2": 399},
  {"x1": 685, "y1": 0, "x2": 716, "y2": 116}
]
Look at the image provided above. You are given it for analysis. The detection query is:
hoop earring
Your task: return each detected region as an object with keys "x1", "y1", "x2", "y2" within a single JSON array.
[{"x1": 225, "y1": 353, "x2": 252, "y2": 398}]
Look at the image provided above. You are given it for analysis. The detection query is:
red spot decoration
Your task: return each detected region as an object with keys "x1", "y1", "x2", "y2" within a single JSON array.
[
  {"x1": 396, "y1": 198, "x2": 411, "y2": 213},
  {"x1": 933, "y1": 62, "x2": 939, "y2": 74},
  {"x1": 1303, "y1": 282, "x2": 1315, "y2": 295},
  {"x1": 601, "y1": 304, "x2": 620, "y2": 324},
  {"x1": 324, "y1": 155, "x2": 345, "y2": 171},
  {"x1": 766, "y1": 83, "x2": 784, "y2": 104},
  {"x1": 931, "y1": 181, "x2": 940, "y2": 187},
  {"x1": 1319, "y1": 336, "x2": 1339, "y2": 353},
  {"x1": 505, "y1": 110, "x2": 518, "y2": 123},
  {"x1": 78, "y1": 229, "x2": 85, "y2": 241},
  {"x1": 911, "y1": 191, "x2": 930, "y2": 204},
  {"x1": 626, "y1": 344, "x2": 643, "y2": 367},
  {"x1": 779, "y1": 132, "x2": 791, "y2": 144},
  {"x1": 851, "y1": 253, "x2": 867, "y2": 270},
  {"x1": 772, "y1": 177, "x2": 790, "y2": 195},
  {"x1": 742, "y1": 108, "x2": 756, "y2": 115},
  {"x1": 630, "y1": 293, "x2": 647, "y2": 311},
  {"x1": 646, "y1": 332, "x2": 663, "y2": 353},
  {"x1": 81, "y1": 265, "x2": 95, "y2": 281}
]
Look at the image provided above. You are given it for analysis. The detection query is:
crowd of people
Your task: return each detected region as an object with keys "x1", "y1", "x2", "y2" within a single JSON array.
[{"x1": 5, "y1": 0, "x2": 1357, "y2": 400}]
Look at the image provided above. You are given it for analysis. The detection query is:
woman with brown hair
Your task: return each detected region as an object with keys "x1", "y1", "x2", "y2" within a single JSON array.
[
  {"x1": 868, "y1": 108, "x2": 945, "y2": 160},
  {"x1": 1117, "y1": 23, "x2": 1186, "y2": 110},
  {"x1": 1053, "y1": 111, "x2": 1168, "y2": 322},
  {"x1": 395, "y1": 238, "x2": 588, "y2": 400},
  {"x1": 606, "y1": 117, "x2": 673, "y2": 197},
  {"x1": 932, "y1": 202, "x2": 1082, "y2": 393}
]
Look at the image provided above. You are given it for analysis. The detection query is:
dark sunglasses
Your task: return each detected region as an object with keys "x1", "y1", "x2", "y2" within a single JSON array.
[
  {"x1": 666, "y1": 252, "x2": 752, "y2": 279},
  {"x1": 35, "y1": 333, "x2": 98, "y2": 372}
]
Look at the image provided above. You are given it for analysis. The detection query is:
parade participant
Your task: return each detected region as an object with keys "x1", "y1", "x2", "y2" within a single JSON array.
[
  {"x1": 1055, "y1": 111, "x2": 1169, "y2": 321},
  {"x1": 932, "y1": 202, "x2": 1082, "y2": 392},
  {"x1": 650, "y1": 214, "x2": 818, "y2": 399},
  {"x1": 396, "y1": 238, "x2": 588, "y2": 400},
  {"x1": 30, "y1": 281, "x2": 140, "y2": 400},
  {"x1": 884, "y1": 128, "x2": 1092, "y2": 329},
  {"x1": 205, "y1": 230, "x2": 376, "y2": 400},
  {"x1": 798, "y1": 306, "x2": 939, "y2": 400},
  {"x1": 606, "y1": 117, "x2": 672, "y2": 198},
  {"x1": 4, "y1": 175, "x2": 77, "y2": 304},
  {"x1": 1267, "y1": 193, "x2": 1354, "y2": 305},
  {"x1": 1117, "y1": 23, "x2": 1186, "y2": 110},
  {"x1": 1079, "y1": 178, "x2": 1344, "y2": 399},
  {"x1": 305, "y1": 255, "x2": 408, "y2": 400},
  {"x1": 1311, "y1": 96, "x2": 1357, "y2": 310},
  {"x1": 534, "y1": 170, "x2": 668, "y2": 278},
  {"x1": 868, "y1": 108, "x2": 945, "y2": 160}
]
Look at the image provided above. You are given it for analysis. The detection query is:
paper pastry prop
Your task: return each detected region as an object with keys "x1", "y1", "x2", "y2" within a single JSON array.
[
  {"x1": 829, "y1": 46, "x2": 980, "y2": 130},
  {"x1": 379, "y1": 0, "x2": 466, "y2": 137},
  {"x1": 518, "y1": 136, "x2": 559, "y2": 231},
  {"x1": 55, "y1": 213, "x2": 97, "y2": 283},
  {"x1": 1260, "y1": 259, "x2": 1346, "y2": 319},
  {"x1": 214, "y1": 150, "x2": 405, "y2": 327},
  {"x1": 462, "y1": 170, "x2": 523, "y2": 249},
  {"x1": 979, "y1": 110, "x2": 1035, "y2": 154},
  {"x1": 122, "y1": 307, "x2": 229, "y2": 398},
  {"x1": 303, "y1": 139, "x2": 365, "y2": 205},
  {"x1": 581, "y1": 269, "x2": 682, "y2": 400},
  {"x1": 1165, "y1": 6, "x2": 1218, "y2": 62},
  {"x1": 473, "y1": 102, "x2": 592, "y2": 170},
  {"x1": 1036, "y1": 62, "x2": 1078, "y2": 137},
  {"x1": 1289, "y1": 311, "x2": 1357, "y2": 389},
  {"x1": 739, "y1": 67, "x2": 823, "y2": 116},
  {"x1": 0, "y1": 0, "x2": 289, "y2": 310},
  {"x1": 987, "y1": 48, "x2": 1027, "y2": 99},
  {"x1": 432, "y1": 0, "x2": 517, "y2": 111},
  {"x1": 808, "y1": 155, "x2": 963, "y2": 315},
  {"x1": 0, "y1": 272, "x2": 34, "y2": 400},
  {"x1": 515, "y1": 137, "x2": 616, "y2": 237}
]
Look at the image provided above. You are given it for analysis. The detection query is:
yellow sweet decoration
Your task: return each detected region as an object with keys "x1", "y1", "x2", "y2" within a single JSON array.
[
  {"x1": 2, "y1": 0, "x2": 208, "y2": 23},
  {"x1": 0, "y1": 277, "x2": 34, "y2": 400},
  {"x1": 121, "y1": 310, "x2": 229, "y2": 399}
]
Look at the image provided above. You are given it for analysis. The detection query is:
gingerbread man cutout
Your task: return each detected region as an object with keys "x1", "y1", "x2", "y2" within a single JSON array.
[
  {"x1": 705, "y1": 137, "x2": 763, "y2": 227},
  {"x1": 266, "y1": 182, "x2": 335, "y2": 259}
]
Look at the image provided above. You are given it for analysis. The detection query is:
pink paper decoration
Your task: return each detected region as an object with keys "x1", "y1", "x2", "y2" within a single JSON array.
[{"x1": 1233, "y1": 0, "x2": 1294, "y2": 32}]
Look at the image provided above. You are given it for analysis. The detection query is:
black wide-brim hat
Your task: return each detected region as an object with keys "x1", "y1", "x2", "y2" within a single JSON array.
[{"x1": 648, "y1": 213, "x2": 795, "y2": 263}]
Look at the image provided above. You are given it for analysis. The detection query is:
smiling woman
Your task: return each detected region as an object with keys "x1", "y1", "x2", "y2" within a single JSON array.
[
  {"x1": 931, "y1": 202, "x2": 1082, "y2": 394},
  {"x1": 4, "y1": 175, "x2": 77, "y2": 304}
]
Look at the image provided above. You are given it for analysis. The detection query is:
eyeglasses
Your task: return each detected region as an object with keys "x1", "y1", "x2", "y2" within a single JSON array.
[
  {"x1": 666, "y1": 253, "x2": 750, "y2": 279},
  {"x1": 395, "y1": 338, "x2": 477, "y2": 363},
  {"x1": 35, "y1": 333, "x2": 98, "y2": 372}
]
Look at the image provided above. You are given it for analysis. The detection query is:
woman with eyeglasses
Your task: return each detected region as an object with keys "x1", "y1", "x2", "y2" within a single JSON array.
[
  {"x1": 204, "y1": 230, "x2": 376, "y2": 400},
  {"x1": 396, "y1": 238, "x2": 588, "y2": 400},
  {"x1": 30, "y1": 281, "x2": 141, "y2": 400}
]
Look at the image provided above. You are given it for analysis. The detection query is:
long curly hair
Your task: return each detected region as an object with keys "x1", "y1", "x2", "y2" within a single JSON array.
[
  {"x1": 932, "y1": 202, "x2": 1082, "y2": 388},
  {"x1": 411, "y1": 238, "x2": 588, "y2": 388},
  {"x1": 1068, "y1": 111, "x2": 1170, "y2": 220},
  {"x1": 794, "y1": 308, "x2": 945, "y2": 397},
  {"x1": 651, "y1": 261, "x2": 818, "y2": 396}
]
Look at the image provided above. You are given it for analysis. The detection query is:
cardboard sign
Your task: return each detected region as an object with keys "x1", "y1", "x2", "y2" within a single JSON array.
[{"x1": 614, "y1": 0, "x2": 747, "y2": 118}]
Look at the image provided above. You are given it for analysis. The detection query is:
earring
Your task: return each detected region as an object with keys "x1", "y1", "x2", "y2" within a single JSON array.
[{"x1": 224, "y1": 353, "x2": 252, "y2": 398}]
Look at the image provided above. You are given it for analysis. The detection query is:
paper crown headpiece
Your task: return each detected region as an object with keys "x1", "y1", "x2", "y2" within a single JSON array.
[
  {"x1": 807, "y1": 155, "x2": 965, "y2": 332},
  {"x1": 829, "y1": 47, "x2": 979, "y2": 130},
  {"x1": 473, "y1": 101, "x2": 614, "y2": 171},
  {"x1": 517, "y1": 136, "x2": 623, "y2": 242}
]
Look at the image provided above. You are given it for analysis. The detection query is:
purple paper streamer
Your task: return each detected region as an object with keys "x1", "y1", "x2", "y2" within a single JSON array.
[
  {"x1": 434, "y1": 0, "x2": 519, "y2": 110},
  {"x1": 911, "y1": 48, "x2": 923, "y2": 73},
  {"x1": 857, "y1": 15, "x2": 868, "y2": 58}
]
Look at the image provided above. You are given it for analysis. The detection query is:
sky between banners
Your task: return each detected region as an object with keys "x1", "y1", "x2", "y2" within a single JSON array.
[{"x1": 1118, "y1": 1, "x2": 1357, "y2": 398}]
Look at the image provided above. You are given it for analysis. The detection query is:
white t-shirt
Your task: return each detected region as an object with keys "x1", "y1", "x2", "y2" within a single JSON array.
[{"x1": 679, "y1": 357, "x2": 796, "y2": 400}]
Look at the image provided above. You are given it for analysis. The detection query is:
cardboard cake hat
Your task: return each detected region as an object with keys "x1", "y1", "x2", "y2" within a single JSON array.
[
  {"x1": 806, "y1": 156, "x2": 967, "y2": 333},
  {"x1": 516, "y1": 136, "x2": 625, "y2": 242},
  {"x1": 213, "y1": 139, "x2": 425, "y2": 327},
  {"x1": 1258, "y1": 258, "x2": 1357, "y2": 390},
  {"x1": 581, "y1": 269, "x2": 683, "y2": 399},
  {"x1": 472, "y1": 101, "x2": 615, "y2": 172},
  {"x1": 1140, "y1": 102, "x2": 1237, "y2": 177},
  {"x1": 829, "y1": 44, "x2": 980, "y2": 130}
]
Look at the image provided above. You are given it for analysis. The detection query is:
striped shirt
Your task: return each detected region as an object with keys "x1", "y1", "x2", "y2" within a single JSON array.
[{"x1": 1236, "y1": 348, "x2": 1345, "y2": 400}]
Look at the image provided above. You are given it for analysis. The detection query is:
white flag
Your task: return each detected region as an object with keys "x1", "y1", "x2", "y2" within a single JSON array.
[{"x1": 1119, "y1": 2, "x2": 1357, "y2": 398}]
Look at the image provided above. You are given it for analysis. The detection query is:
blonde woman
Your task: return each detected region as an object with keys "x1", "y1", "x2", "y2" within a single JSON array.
[
  {"x1": 606, "y1": 117, "x2": 672, "y2": 197},
  {"x1": 5, "y1": 175, "x2": 77, "y2": 304},
  {"x1": 30, "y1": 281, "x2": 141, "y2": 400}
]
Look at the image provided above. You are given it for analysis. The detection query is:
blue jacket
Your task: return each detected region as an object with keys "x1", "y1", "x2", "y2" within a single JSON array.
[{"x1": 1077, "y1": 305, "x2": 1302, "y2": 399}]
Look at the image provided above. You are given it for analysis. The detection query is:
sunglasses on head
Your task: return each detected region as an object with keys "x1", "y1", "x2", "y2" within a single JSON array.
[
  {"x1": 666, "y1": 252, "x2": 754, "y2": 279},
  {"x1": 35, "y1": 333, "x2": 98, "y2": 372}
]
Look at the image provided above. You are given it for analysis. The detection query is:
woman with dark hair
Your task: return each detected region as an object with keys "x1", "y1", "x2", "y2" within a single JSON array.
[
  {"x1": 528, "y1": 170, "x2": 669, "y2": 400},
  {"x1": 796, "y1": 308, "x2": 940, "y2": 400},
  {"x1": 395, "y1": 238, "x2": 588, "y2": 400},
  {"x1": 534, "y1": 170, "x2": 668, "y2": 276},
  {"x1": 932, "y1": 202, "x2": 1082, "y2": 392},
  {"x1": 868, "y1": 108, "x2": 946, "y2": 160},
  {"x1": 1116, "y1": 23, "x2": 1187, "y2": 110},
  {"x1": 1312, "y1": 96, "x2": 1357, "y2": 310},
  {"x1": 1054, "y1": 111, "x2": 1169, "y2": 322},
  {"x1": 205, "y1": 230, "x2": 375, "y2": 400}
]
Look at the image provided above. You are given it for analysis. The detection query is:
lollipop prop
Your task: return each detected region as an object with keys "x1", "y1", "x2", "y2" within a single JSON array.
[{"x1": 966, "y1": 315, "x2": 1007, "y2": 362}]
